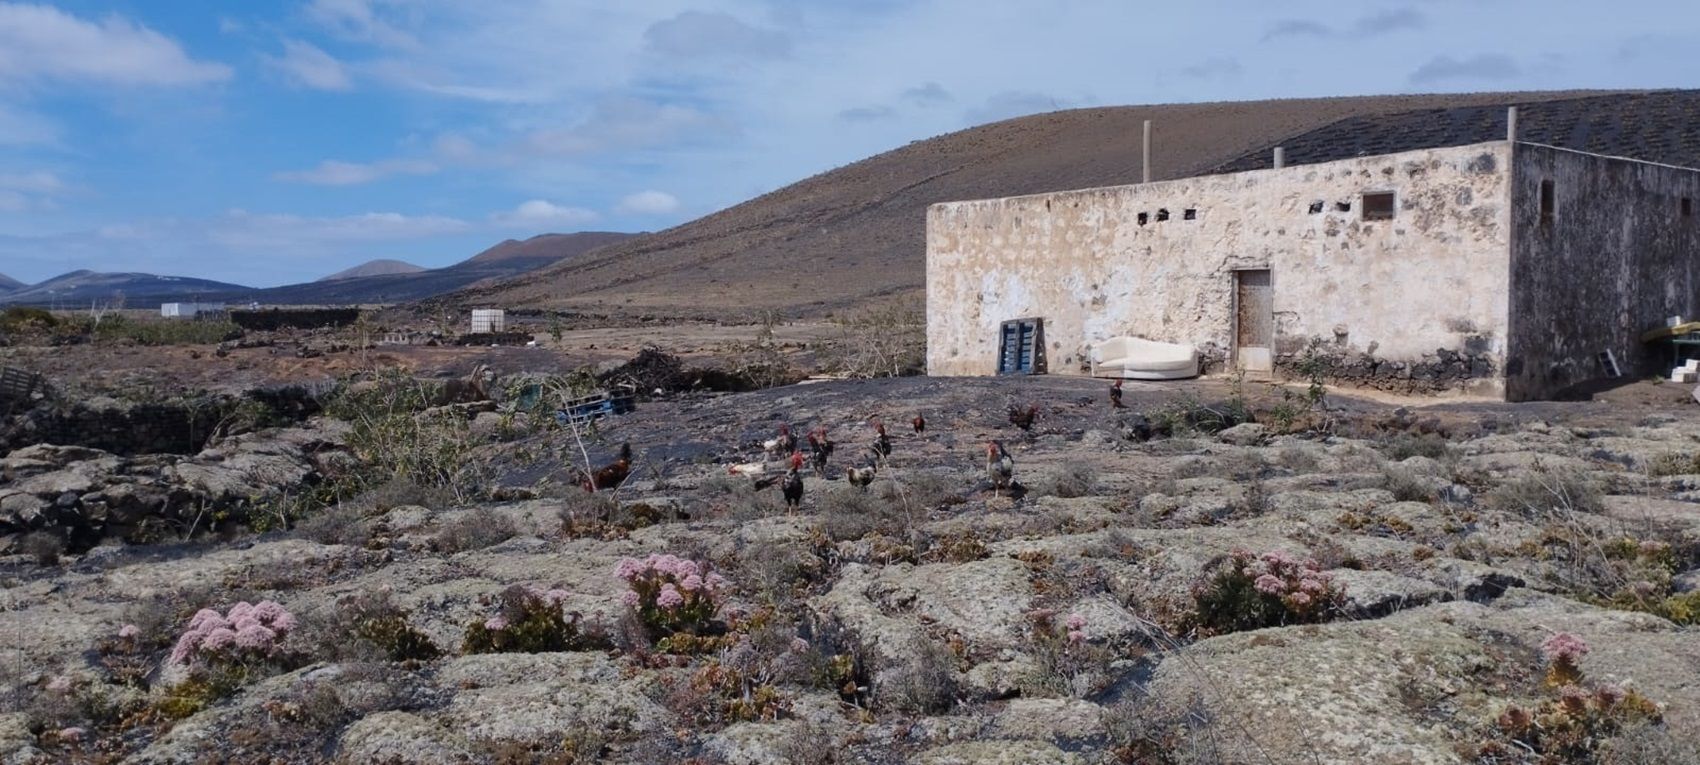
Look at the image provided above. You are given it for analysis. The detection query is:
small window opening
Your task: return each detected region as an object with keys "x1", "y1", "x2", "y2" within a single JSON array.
[
  {"x1": 1683, "y1": 197, "x2": 1693, "y2": 218},
  {"x1": 1539, "y1": 179, "x2": 1555, "y2": 223},
  {"x1": 1335, "y1": 201, "x2": 1352, "y2": 213},
  {"x1": 1137, "y1": 212, "x2": 1149, "y2": 226},
  {"x1": 1308, "y1": 201, "x2": 1324, "y2": 214},
  {"x1": 1183, "y1": 208, "x2": 1197, "y2": 220},
  {"x1": 1156, "y1": 208, "x2": 1170, "y2": 222},
  {"x1": 1362, "y1": 191, "x2": 1395, "y2": 220}
]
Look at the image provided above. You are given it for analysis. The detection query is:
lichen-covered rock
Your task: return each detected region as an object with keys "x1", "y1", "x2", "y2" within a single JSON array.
[
  {"x1": 911, "y1": 739, "x2": 1085, "y2": 765},
  {"x1": 335, "y1": 711, "x2": 473, "y2": 764}
]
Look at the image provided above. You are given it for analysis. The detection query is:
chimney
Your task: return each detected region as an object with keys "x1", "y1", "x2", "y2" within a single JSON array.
[
  {"x1": 1142, "y1": 120, "x2": 1152, "y2": 184},
  {"x1": 1273, "y1": 146, "x2": 1285, "y2": 169}
]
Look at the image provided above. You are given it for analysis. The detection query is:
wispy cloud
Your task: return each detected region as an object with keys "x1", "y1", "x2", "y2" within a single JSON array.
[
  {"x1": 0, "y1": 2, "x2": 232, "y2": 86},
  {"x1": 267, "y1": 39, "x2": 353, "y2": 91},
  {"x1": 489, "y1": 199, "x2": 600, "y2": 228},
  {"x1": 901, "y1": 82, "x2": 952, "y2": 107},
  {"x1": 274, "y1": 158, "x2": 437, "y2": 186},
  {"x1": 1410, "y1": 53, "x2": 1521, "y2": 84},
  {"x1": 1180, "y1": 57, "x2": 1243, "y2": 80},
  {"x1": 838, "y1": 105, "x2": 895, "y2": 123},
  {"x1": 305, "y1": 0, "x2": 419, "y2": 50},
  {"x1": 1264, "y1": 8, "x2": 1426, "y2": 41},
  {"x1": 616, "y1": 190, "x2": 680, "y2": 216},
  {"x1": 521, "y1": 97, "x2": 737, "y2": 156},
  {"x1": 643, "y1": 11, "x2": 791, "y2": 60}
]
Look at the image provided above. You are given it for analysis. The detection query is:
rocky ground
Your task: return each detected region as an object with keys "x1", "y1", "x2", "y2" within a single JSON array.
[{"x1": 3, "y1": 374, "x2": 1700, "y2": 764}]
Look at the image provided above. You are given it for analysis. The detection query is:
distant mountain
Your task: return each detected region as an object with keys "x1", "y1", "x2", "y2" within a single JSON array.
[
  {"x1": 0, "y1": 273, "x2": 21, "y2": 294},
  {"x1": 0, "y1": 270, "x2": 251, "y2": 308},
  {"x1": 318, "y1": 259, "x2": 426, "y2": 282},
  {"x1": 243, "y1": 231, "x2": 637, "y2": 305}
]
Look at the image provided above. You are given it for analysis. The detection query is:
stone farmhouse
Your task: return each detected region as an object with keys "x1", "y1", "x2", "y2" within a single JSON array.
[{"x1": 926, "y1": 110, "x2": 1700, "y2": 401}]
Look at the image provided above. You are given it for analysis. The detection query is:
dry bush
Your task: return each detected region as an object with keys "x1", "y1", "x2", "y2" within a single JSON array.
[
  {"x1": 733, "y1": 538, "x2": 825, "y2": 608},
  {"x1": 874, "y1": 637, "x2": 957, "y2": 714},
  {"x1": 1644, "y1": 452, "x2": 1699, "y2": 477},
  {"x1": 1379, "y1": 432, "x2": 1452, "y2": 461},
  {"x1": 432, "y1": 506, "x2": 518, "y2": 553},
  {"x1": 1381, "y1": 465, "x2": 1435, "y2": 503},
  {"x1": 819, "y1": 486, "x2": 903, "y2": 542},
  {"x1": 1276, "y1": 446, "x2": 1323, "y2": 474},
  {"x1": 356, "y1": 477, "x2": 458, "y2": 512},
  {"x1": 295, "y1": 589, "x2": 441, "y2": 663},
  {"x1": 20, "y1": 531, "x2": 63, "y2": 565},
  {"x1": 817, "y1": 303, "x2": 925, "y2": 378},
  {"x1": 1033, "y1": 463, "x2": 1099, "y2": 499},
  {"x1": 294, "y1": 503, "x2": 374, "y2": 547},
  {"x1": 1485, "y1": 469, "x2": 1606, "y2": 518},
  {"x1": 1598, "y1": 722, "x2": 1700, "y2": 764},
  {"x1": 1104, "y1": 694, "x2": 1234, "y2": 765}
]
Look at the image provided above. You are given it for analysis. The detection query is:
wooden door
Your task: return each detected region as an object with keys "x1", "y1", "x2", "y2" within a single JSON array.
[{"x1": 1234, "y1": 270, "x2": 1273, "y2": 372}]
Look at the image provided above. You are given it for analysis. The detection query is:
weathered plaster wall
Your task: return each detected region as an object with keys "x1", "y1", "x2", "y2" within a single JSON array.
[
  {"x1": 926, "y1": 143, "x2": 1513, "y2": 395},
  {"x1": 1506, "y1": 144, "x2": 1700, "y2": 401}
]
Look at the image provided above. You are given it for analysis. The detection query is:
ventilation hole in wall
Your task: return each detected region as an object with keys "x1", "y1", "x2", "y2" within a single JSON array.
[
  {"x1": 1183, "y1": 208, "x2": 1197, "y2": 220},
  {"x1": 1335, "y1": 201, "x2": 1352, "y2": 213},
  {"x1": 1540, "y1": 179, "x2": 1555, "y2": 224},
  {"x1": 1138, "y1": 212, "x2": 1149, "y2": 226},
  {"x1": 1362, "y1": 191, "x2": 1395, "y2": 221},
  {"x1": 1683, "y1": 197, "x2": 1693, "y2": 218},
  {"x1": 1045, "y1": 200, "x2": 1052, "y2": 211},
  {"x1": 1156, "y1": 208, "x2": 1170, "y2": 222},
  {"x1": 1308, "y1": 201, "x2": 1325, "y2": 214}
]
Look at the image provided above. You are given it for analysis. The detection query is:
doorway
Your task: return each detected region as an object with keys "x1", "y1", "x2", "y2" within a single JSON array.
[{"x1": 1234, "y1": 269, "x2": 1273, "y2": 372}]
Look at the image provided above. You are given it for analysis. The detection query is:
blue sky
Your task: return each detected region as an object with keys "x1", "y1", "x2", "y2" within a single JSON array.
[{"x1": 0, "y1": 0, "x2": 1695, "y2": 287}]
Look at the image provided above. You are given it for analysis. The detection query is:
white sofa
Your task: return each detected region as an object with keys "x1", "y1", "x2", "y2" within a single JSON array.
[{"x1": 1091, "y1": 336, "x2": 1199, "y2": 380}]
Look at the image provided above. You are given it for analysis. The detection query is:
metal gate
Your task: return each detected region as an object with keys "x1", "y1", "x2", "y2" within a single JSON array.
[{"x1": 1234, "y1": 270, "x2": 1273, "y2": 372}]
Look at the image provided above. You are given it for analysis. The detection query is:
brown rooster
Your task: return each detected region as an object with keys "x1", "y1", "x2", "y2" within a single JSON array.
[
  {"x1": 1008, "y1": 404, "x2": 1038, "y2": 432},
  {"x1": 806, "y1": 427, "x2": 834, "y2": 476},
  {"x1": 781, "y1": 452, "x2": 805, "y2": 511},
  {"x1": 985, "y1": 440, "x2": 1014, "y2": 496},
  {"x1": 1110, "y1": 380, "x2": 1126, "y2": 409},
  {"x1": 869, "y1": 420, "x2": 892, "y2": 462},
  {"x1": 763, "y1": 423, "x2": 797, "y2": 459},
  {"x1": 912, "y1": 413, "x2": 926, "y2": 433},
  {"x1": 583, "y1": 443, "x2": 633, "y2": 492}
]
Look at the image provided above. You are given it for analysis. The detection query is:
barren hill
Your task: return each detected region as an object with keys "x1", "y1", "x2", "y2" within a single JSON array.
[
  {"x1": 318, "y1": 259, "x2": 425, "y2": 282},
  {"x1": 0, "y1": 272, "x2": 21, "y2": 294},
  {"x1": 454, "y1": 90, "x2": 1683, "y2": 320},
  {"x1": 244, "y1": 232, "x2": 638, "y2": 306},
  {"x1": 0, "y1": 270, "x2": 250, "y2": 308}
]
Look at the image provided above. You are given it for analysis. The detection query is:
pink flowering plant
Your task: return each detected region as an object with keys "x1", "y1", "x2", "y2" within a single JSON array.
[
  {"x1": 616, "y1": 553, "x2": 729, "y2": 639},
  {"x1": 1023, "y1": 608, "x2": 1118, "y2": 698},
  {"x1": 463, "y1": 583, "x2": 596, "y2": 654},
  {"x1": 1480, "y1": 631, "x2": 1663, "y2": 762},
  {"x1": 1540, "y1": 631, "x2": 1590, "y2": 686},
  {"x1": 170, "y1": 600, "x2": 299, "y2": 669},
  {"x1": 1189, "y1": 549, "x2": 1345, "y2": 636}
]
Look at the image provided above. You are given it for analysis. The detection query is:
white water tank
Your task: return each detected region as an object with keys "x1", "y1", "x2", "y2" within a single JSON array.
[{"x1": 471, "y1": 309, "x2": 506, "y2": 334}]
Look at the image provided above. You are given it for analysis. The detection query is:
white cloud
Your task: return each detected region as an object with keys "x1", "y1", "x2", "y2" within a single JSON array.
[
  {"x1": 644, "y1": 11, "x2": 791, "y2": 60},
  {"x1": 0, "y1": 170, "x2": 66, "y2": 212},
  {"x1": 274, "y1": 158, "x2": 437, "y2": 185},
  {"x1": 0, "y1": 3, "x2": 232, "y2": 86},
  {"x1": 306, "y1": 0, "x2": 420, "y2": 49},
  {"x1": 616, "y1": 190, "x2": 680, "y2": 216},
  {"x1": 0, "y1": 171, "x2": 64, "y2": 194},
  {"x1": 268, "y1": 39, "x2": 354, "y2": 91},
  {"x1": 210, "y1": 209, "x2": 470, "y2": 248},
  {"x1": 522, "y1": 97, "x2": 736, "y2": 156},
  {"x1": 490, "y1": 199, "x2": 600, "y2": 228}
]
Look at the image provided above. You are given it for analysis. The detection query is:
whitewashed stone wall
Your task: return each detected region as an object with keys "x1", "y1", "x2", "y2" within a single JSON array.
[{"x1": 926, "y1": 142, "x2": 1514, "y2": 396}]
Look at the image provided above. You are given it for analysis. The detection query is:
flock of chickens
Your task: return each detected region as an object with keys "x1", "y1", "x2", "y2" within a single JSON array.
[{"x1": 574, "y1": 379, "x2": 1130, "y2": 510}]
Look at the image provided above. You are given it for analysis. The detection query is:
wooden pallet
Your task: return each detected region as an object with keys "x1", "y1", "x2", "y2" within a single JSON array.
[
  {"x1": 554, "y1": 390, "x2": 635, "y2": 426},
  {"x1": 0, "y1": 366, "x2": 39, "y2": 405}
]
